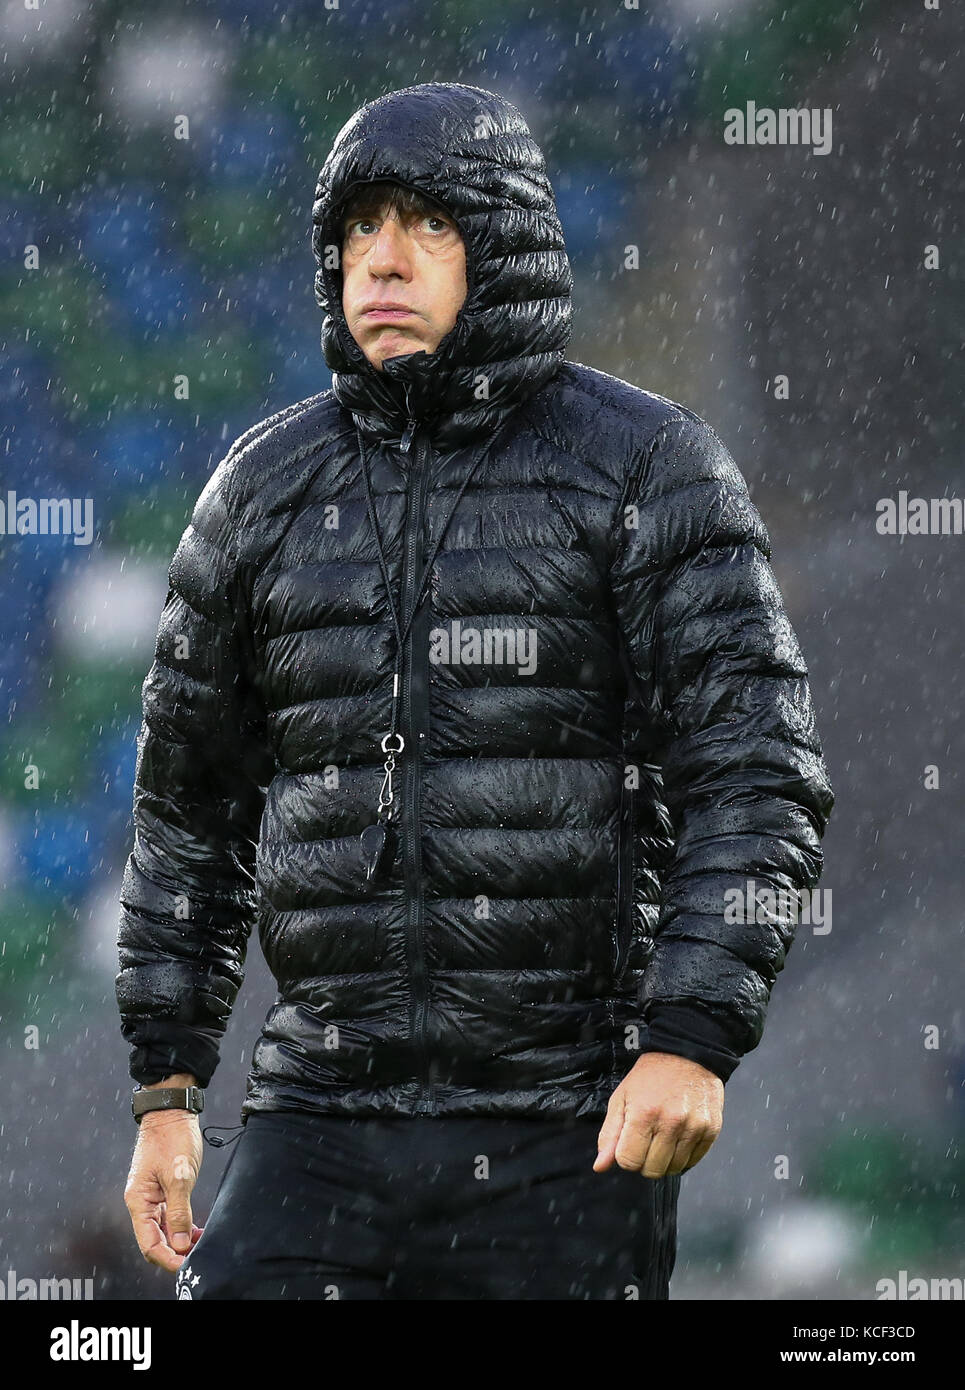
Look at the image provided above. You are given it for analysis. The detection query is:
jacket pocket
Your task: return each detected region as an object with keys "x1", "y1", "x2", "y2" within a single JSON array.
[{"x1": 614, "y1": 781, "x2": 634, "y2": 983}]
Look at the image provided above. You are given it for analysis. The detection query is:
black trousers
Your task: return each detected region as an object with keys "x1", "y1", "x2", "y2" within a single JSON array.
[{"x1": 175, "y1": 1111, "x2": 680, "y2": 1301}]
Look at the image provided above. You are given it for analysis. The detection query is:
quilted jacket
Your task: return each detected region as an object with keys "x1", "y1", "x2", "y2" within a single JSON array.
[{"x1": 116, "y1": 82, "x2": 834, "y2": 1121}]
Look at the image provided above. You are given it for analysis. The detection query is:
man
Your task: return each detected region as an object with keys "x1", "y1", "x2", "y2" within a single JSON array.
[{"x1": 118, "y1": 81, "x2": 833, "y2": 1300}]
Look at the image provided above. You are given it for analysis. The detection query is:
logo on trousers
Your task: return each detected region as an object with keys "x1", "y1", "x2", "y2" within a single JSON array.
[{"x1": 176, "y1": 1265, "x2": 199, "y2": 1299}]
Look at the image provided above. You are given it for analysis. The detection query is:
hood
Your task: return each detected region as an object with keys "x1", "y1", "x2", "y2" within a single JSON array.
[{"x1": 311, "y1": 81, "x2": 573, "y2": 449}]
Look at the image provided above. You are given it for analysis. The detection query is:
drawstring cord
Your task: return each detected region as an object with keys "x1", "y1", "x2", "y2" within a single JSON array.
[
  {"x1": 355, "y1": 415, "x2": 513, "y2": 816},
  {"x1": 200, "y1": 1123, "x2": 243, "y2": 1145}
]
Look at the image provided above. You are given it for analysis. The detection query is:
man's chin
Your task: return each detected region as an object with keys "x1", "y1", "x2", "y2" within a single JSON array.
[{"x1": 370, "y1": 343, "x2": 433, "y2": 369}]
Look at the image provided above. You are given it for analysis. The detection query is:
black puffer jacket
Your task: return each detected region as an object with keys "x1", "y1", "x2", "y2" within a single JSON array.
[{"x1": 116, "y1": 82, "x2": 834, "y2": 1122}]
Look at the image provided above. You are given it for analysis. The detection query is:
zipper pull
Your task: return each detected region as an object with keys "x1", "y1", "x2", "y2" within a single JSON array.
[
  {"x1": 400, "y1": 383, "x2": 418, "y2": 453},
  {"x1": 360, "y1": 820, "x2": 396, "y2": 881},
  {"x1": 400, "y1": 416, "x2": 418, "y2": 453}
]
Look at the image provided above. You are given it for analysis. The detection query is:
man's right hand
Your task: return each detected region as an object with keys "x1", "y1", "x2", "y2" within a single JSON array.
[{"x1": 124, "y1": 1075, "x2": 204, "y2": 1273}]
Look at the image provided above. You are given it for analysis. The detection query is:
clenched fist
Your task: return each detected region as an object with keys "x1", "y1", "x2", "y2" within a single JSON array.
[{"x1": 593, "y1": 1051, "x2": 724, "y2": 1179}]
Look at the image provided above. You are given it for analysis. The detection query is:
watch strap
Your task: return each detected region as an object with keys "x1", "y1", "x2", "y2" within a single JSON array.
[{"x1": 132, "y1": 1085, "x2": 205, "y2": 1123}]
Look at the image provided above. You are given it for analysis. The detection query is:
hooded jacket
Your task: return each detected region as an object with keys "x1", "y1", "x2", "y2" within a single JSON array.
[{"x1": 116, "y1": 82, "x2": 834, "y2": 1122}]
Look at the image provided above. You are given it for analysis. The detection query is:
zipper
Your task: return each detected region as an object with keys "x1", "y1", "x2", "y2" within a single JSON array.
[
  {"x1": 614, "y1": 779, "x2": 634, "y2": 984},
  {"x1": 399, "y1": 414, "x2": 435, "y2": 1114}
]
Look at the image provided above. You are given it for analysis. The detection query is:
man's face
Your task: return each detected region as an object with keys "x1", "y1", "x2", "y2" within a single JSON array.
[{"x1": 340, "y1": 196, "x2": 467, "y2": 370}]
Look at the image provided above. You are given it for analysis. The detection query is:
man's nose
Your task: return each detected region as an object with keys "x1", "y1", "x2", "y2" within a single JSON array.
[{"x1": 368, "y1": 219, "x2": 412, "y2": 278}]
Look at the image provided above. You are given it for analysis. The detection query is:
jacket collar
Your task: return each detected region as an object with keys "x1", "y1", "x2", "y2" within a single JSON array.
[{"x1": 311, "y1": 82, "x2": 573, "y2": 450}]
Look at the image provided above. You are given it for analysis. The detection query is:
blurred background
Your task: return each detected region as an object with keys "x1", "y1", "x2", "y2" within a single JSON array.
[{"x1": 0, "y1": 0, "x2": 962, "y2": 1300}]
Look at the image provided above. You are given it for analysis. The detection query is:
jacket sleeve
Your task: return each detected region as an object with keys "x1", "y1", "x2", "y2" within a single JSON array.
[
  {"x1": 115, "y1": 448, "x2": 274, "y2": 1089},
  {"x1": 608, "y1": 410, "x2": 834, "y2": 1084}
]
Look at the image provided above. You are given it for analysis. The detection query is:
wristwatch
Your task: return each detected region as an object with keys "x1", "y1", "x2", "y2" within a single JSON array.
[{"x1": 132, "y1": 1084, "x2": 205, "y2": 1124}]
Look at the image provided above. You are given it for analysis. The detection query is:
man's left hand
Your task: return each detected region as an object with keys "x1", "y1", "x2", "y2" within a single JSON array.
[{"x1": 593, "y1": 1052, "x2": 724, "y2": 1178}]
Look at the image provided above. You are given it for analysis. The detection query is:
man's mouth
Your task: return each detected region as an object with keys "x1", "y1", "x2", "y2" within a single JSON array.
[{"x1": 363, "y1": 305, "x2": 417, "y2": 321}]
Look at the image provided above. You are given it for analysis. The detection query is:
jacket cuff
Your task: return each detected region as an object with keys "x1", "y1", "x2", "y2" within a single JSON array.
[
  {"x1": 642, "y1": 1002, "x2": 743, "y2": 1084},
  {"x1": 128, "y1": 1028, "x2": 221, "y2": 1088}
]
